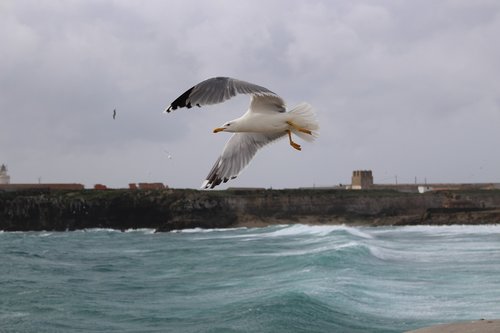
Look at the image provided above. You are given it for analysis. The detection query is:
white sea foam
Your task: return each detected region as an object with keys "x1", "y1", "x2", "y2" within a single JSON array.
[
  {"x1": 124, "y1": 228, "x2": 156, "y2": 234},
  {"x1": 374, "y1": 224, "x2": 500, "y2": 236},
  {"x1": 367, "y1": 244, "x2": 404, "y2": 261},
  {"x1": 342, "y1": 226, "x2": 374, "y2": 239},
  {"x1": 82, "y1": 228, "x2": 120, "y2": 233},
  {"x1": 171, "y1": 227, "x2": 249, "y2": 233},
  {"x1": 0, "y1": 311, "x2": 30, "y2": 320},
  {"x1": 263, "y1": 224, "x2": 373, "y2": 239}
]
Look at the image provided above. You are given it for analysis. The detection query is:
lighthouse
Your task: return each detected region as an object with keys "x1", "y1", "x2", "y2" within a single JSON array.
[{"x1": 0, "y1": 164, "x2": 10, "y2": 184}]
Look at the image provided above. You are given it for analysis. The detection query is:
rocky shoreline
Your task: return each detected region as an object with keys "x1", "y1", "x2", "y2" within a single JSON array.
[{"x1": 1, "y1": 188, "x2": 500, "y2": 232}]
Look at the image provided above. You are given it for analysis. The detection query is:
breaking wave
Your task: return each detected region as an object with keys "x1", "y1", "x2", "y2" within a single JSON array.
[{"x1": 2, "y1": 224, "x2": 500, "y2": 332}]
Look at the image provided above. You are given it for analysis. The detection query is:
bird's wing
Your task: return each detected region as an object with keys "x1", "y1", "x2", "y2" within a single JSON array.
[
  {"x1": 249, "y1": 94, "x2": 286, "y2": 114},
  {"x1": 201, "y1": 132, "x2": 286, "y2": 189},
  {"x1": 165, "y1": 77, "x2": 285, "y2": 113}
]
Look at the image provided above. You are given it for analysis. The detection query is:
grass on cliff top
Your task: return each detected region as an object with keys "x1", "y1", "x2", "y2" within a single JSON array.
[
  {"x1": 212, "y1": 188, "x2": 413, "y2": 198},
  {"x1": 2, "y1": 188, "x2": 500, "y2": 201},
  {"x1": 0, "y1": 188, "x2": 404, "y2": 199}
]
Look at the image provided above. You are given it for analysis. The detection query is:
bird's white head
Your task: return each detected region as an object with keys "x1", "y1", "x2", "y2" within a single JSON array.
[{"x1": 213, "y1": 120, "x2": 238, "y2": 133}]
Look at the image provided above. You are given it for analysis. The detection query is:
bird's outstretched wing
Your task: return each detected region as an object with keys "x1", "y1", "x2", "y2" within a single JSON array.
[
  {"x1": 165, "y1": 77, "x2": 285, "y2": 113},
  {"x1": 201, "y1": 132, "x2": 285, "y2": 189}
]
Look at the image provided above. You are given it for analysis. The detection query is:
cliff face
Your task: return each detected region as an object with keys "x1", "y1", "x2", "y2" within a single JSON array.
[{"x1": 1, "y1": 189, "x2": 500, "y2": 232}]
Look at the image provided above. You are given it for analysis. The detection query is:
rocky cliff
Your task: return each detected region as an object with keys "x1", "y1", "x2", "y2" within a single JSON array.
[{"x1": 1, "y1": 189, "x2": 500, "y2": 232}]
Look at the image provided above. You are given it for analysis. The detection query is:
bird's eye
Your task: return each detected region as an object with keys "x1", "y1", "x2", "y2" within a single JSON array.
[{"x1": 226, "y1": 123, "x2": 231, "y2": 126}]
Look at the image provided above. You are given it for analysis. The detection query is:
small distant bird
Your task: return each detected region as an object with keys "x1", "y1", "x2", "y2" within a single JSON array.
[
  {"x1": 163, "y1": 149, "x2": 173, "y2": 159},
  {"x1": 113, "y1": 109, "x2": 116, "y2": 120},
  {"x1": 164, "y1": 77, "x2": 319, "y2": 189}
]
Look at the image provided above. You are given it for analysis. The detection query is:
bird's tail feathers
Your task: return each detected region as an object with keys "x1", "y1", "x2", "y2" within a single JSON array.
[{"x1": 288, "y1": 102, "x2": 319, "y2": 142}]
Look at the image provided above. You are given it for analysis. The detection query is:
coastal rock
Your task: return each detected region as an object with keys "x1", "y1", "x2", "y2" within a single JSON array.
[{"x1": 1, "y1": 189, "x2": 500, "y2": 231}]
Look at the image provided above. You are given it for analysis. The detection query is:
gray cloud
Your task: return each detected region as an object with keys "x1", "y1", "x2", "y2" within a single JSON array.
[{"x1": 1, "y1": 0, "x2": 499, "y2": 188}]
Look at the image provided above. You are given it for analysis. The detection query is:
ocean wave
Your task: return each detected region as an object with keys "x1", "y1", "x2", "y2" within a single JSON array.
[
  {"x1": 367, "y1": 244, "x2": 406, "y2": 261},
  {"x1": 260, "y1": 241, "x2": 363, "y2": 257},
  {"x1": 81, "y1": 228, "x2": 122, "y2": 233},
  {"x1": 171, "y1": 227, "x2": 249, "y2": 233},
  {"x1": 373, "y1": 224, "x2": 500, "y2": 236},
  {"x1": 3, "y1": 225, "x2": 500, "y2": 333},
  {"x1": 0, "y1": 311, "x2": 30, "y2": 320},
  {"x1": 262, "y1": 224, "x2": 374, "y2": 239},
  {"x1": 233, "y1": 291, "x2": 352, "y2": 332},
  {"x1": 124, "y1": 228, "x2": 156, "y2": 234},
  {"x1": 170, "y1": 224, "x2": 374, "y2": 240}
]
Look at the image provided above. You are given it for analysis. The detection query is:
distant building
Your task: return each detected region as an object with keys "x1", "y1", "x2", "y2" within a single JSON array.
[
  {"x1": 0, "y1": 183, "x2": 84, "y2": 191},
  {"x1": 0, "y1": 164, "x2": 10, "y2": 184},
  {"x1": 138, "y1": 183, "x2": 166, "y2": 190},
  {"x1": 418, "y1": 186, "x2": 433, "y2": 193},
  {"x1": 351, "y1": 170, "x2": 373, "y2": 190},
  {"x1": 0, "y1": 164, "x2": 85, "y2": 190}
]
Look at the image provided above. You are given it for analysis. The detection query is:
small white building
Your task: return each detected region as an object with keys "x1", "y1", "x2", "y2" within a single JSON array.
[
  {"x1": 0, "y1": 164, "x2": 11, "y2": 184},
  {"x1": 418, "y1": 185, "x2": 433, "y2": 194}
]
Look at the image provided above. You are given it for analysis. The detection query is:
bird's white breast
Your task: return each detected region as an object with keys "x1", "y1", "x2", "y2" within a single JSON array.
[{"x1": 236, "y1": 111, "x2": 289, "y2": 133}]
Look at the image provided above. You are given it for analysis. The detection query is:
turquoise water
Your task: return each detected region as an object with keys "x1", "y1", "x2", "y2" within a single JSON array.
[{"x1": 1, "y1": 225, "x2": 500, "y2": 332}]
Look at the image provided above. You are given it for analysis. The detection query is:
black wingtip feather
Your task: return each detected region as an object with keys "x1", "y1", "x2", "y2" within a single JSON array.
[{"x1": 169, "y1": 86, "x2": 195, "y2": 111}]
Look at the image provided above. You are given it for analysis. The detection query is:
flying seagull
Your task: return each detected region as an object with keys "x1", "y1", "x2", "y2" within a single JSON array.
[
  {"x1": 164, "y1": 77, "x2": 319, "y2": 189},
  {"x1": 163, "y1": 149, "x2": 173, "y2": 159},
  {"x1": 113, "y1": 109, "x2": 116, "y2": 120}
]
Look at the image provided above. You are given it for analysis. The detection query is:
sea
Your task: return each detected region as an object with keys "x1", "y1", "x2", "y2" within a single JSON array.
[{"x1": 1, "y1": 224, "x2": 499, "y2": 333}]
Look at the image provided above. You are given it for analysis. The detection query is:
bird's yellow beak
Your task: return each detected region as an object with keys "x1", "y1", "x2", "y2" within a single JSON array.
[{"x1": 213, "y1": 127, "x2": 225, "y2": 133}]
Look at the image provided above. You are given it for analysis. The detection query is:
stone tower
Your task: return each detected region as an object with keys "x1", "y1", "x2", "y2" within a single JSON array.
[
  {"x1": 0, "y1": 164, "x2": 10, "y2": 184},
  {"x1": 351, "y1": 170, "x2": 373, "y2": 189}
]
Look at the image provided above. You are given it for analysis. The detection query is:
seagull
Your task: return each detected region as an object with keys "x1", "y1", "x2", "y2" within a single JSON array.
[
  {"x1": 165, "y1": 77, "x2": 319, "y2": 189},
  {"x1": 163, "y1": 149, "x2": 173, "y2": 159},
  {"x1": 113, "y1": 109, "x2": 116, "y2": 120}
]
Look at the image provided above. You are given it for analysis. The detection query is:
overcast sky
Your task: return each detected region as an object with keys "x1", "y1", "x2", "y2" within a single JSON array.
[{"x1": 1, "y1": 0, "x2": 499, "y2": 189}]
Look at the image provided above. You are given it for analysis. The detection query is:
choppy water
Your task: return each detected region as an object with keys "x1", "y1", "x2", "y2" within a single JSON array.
[{"x1": 1, "y1": 224, "x2": 500, "y2": 332}]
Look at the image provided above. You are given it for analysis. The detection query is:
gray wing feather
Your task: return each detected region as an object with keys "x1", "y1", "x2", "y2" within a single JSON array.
[
  {"x1": 165, "y1": 77, "x2": 285, "y2": 112},
  {"x1": 202, "y1": 132, "x2": 286, "y2": 189}
]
